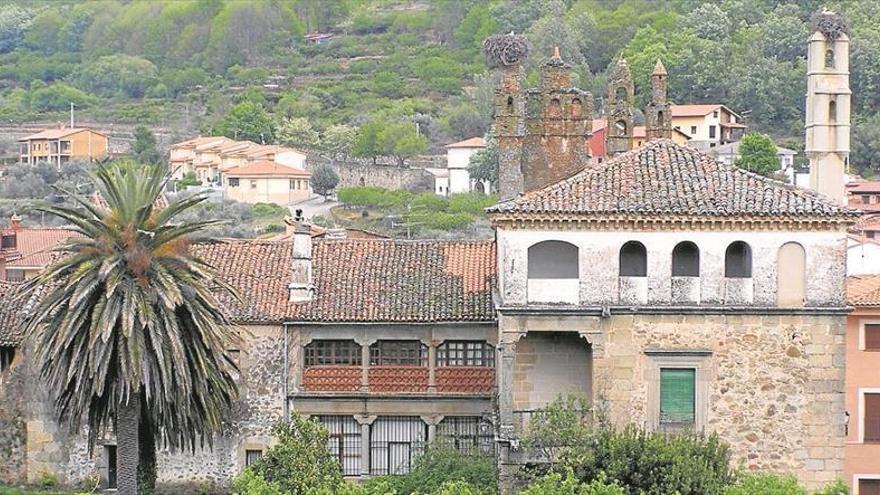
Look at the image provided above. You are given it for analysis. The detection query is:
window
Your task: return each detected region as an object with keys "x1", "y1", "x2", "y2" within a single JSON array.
[
  {"x1": 709, "y1": 125, "x2": 716, "y2": 139},
  {"x1": 672, "y1": 242, "x2": 699, "y2": 277},
  {"x1": 860, "y1": 479, "x2": 880, "y2": 495},
  {"x1": 825, "y1": 48, "x2": 835, "y2": 69},
  {"x1": 436, "y1": 416, "x2": 494, "y2": 455},
  {"x1": 1, "y1": 234, "x2": 15, "y2": 249},
  {"x1": 571, "y1": 98, "x2": 582, "y2": 117},
  {"x1": 615, "y1": 120, "x2": 627, "y2": 136},
  {"x1": 370, "y1": 416, "x2": 427, "y2": 475},
  {"x1": 290, "y1": 179, "x2": 297, "y2": 190},
  {"x1": 865, "y1": 324, "x2": 880, "y2": 351},
  {"x1": 506, "y1": 96, "x2": 513, "y2": 112},
  {"x1": 527, "y1": 241, "x2": 578, "y2": 279},
  {"x1": 866, "y1": 392, "x2": 880, "y2": 443},
  {"x1": 619, "y1": 241, "x2": 647, "y2": 277},
  {"x1": 0, "y1": 347, "x2": 15, "y2": 373},
  {"x1": 437, "y1": 341, "x2": 495, "y2": 367},
  {"x1": 370, "y1": 341, "x2": 427, "y2": 366},
  {"x1": 245, "y1": 449, "x2": 263, "y2": 467},
  {"x1": 829, "y1": 99, "x2": 837, "y2": 122},
  {"x1": 657, "y1": 110, "x2": 664, "y2": 123},
  {"x1": 319, "y1": 416, "x2": 361, "y2": 476},
  {"x1": 228, "y1": 178, "x2": 239, "y2": 187},
  {"x1": 725, "y1": 241, "x2": 752, "y2": 278},
  {"x1": 304, "y1": 340, "x2": 362, "y2": 366},
  {"x1": 105, "y1": 445, "x2": 117, "y2": 489},
  {"x1": 863, "y1": 195, "x2": 872, "y2": 204},
  {"x1": 6, "y1": 269, "x2": 24, "y2": 283},
  {"x1": 548, "y1": 98, "x2": 561, "y2": 117},
  {"x1": 660, "y1": 368, "x2": 696, "y2": 430},
  {"x1": 250, "y1": 179, "x2": 257, "y2": 189},
  {"x1": 777, "y1": 242, "x2": 806, "y2": 307},
  {"x1": 690, "y1": 125, "x2": 697, "y2": 135},
  {"x1": 615, "y1": 86, "x2": 627, "y2": 101},
  {"x1": 712, "y1": 110, "x2": 719, "y2": 118}
]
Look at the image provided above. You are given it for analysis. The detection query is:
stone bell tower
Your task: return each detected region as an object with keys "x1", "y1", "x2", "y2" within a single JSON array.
[
  {"x1": 605, "y1": 58, "x2": 635, "y2": 157},
  {"x1": 806, "y1": 9, "x2": 850, "y2": 205},
  {"x1": 644, "y1": 59, "x2": 672, "y2": 141}
]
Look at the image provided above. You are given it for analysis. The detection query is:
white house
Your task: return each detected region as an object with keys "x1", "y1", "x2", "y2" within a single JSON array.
[
  {"x1": 709, "y1": 141, "x2": 798, "y2": 182},
  {"x1": 671, "y1": 104, "x2": 745, "y2": 150},
  {"x1": 429, "y1": 137, "x2": 488, "y2": 196}
]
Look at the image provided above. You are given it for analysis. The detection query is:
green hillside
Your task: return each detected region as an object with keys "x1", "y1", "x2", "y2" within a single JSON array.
[{"x1": 1, "y1": 0, "x2": 879, "y2": 173}]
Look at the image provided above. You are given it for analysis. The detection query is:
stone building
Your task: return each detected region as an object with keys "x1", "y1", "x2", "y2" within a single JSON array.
[{"x1": 605, "y1": 58, "x2": 635, "y2": 157}]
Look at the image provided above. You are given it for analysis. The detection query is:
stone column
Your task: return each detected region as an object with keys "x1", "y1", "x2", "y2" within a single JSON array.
[
  {"x1": 421, "y1": 415, "x2": 443, "y2": 443},
  {"x1": 291, "y1": 333, "x2": 305, "y2": 394},
  {"x1": 497, "y1": 332, "x2": 525, "y2": 437},
  {"x1": 427, "y1": 340, "x2": 439, "y2": 393},
  {"x1": 355, "y1": 338, "x2": 375, "y2": 393},
  {"x1": 354, "y1": 415, "x2": 376, "y2": 478}
]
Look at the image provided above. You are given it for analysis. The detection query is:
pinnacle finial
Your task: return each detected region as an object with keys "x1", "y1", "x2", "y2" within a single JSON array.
[
  {"x1": 653, "y1": 59, "x2": 667, "y2": 76},
  {"x1": 552, "y1": 46, "x2": 561, "y2": 59}
]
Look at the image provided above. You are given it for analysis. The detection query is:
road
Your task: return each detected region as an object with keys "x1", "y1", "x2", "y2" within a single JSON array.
[{"x1": 289, "y1": 194, "x2": 338, "y2": 221}]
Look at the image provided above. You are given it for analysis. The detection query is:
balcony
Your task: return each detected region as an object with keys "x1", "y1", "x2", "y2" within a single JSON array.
[
  {"x1": 302, "y1": 366, "x2": 361, "y2": 392},
  {"x1": 301, "y1": 365, "x2": 496, "y2": 395},
  {"x1": 368, "y1": 366, "x2": 429, "y2": 393},
  {"x1": 436, "y1": 367, "x2": 495, "y2": 394}
]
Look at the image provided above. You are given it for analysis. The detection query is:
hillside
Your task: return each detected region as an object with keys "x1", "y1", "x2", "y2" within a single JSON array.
[{"x1": 1, "y1": 0, "x2": 879, "y2": 173}]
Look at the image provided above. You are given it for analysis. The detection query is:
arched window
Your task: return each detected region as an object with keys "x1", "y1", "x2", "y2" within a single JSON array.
[
  {"x1": 725, "y1": 241, "x2": 752, "y2": 278},
  {"x1": 548, "y1": 98, "x2": 562, "y2": 117},
  {"x1": 829, "y1": 99, "x2": 837, "y2": 122},
  {"x1": 571, "y1": 98, "x2": 582, "y2": 117},
  {"x1": 777, "y1": 242, "x2": 806, "y2": 307},
  {"x1": 615, "y1": 120, "x2": 628, "y2": 136},
  {"x1": 619, "y1": 241, "x2": 647, "y2": 277},
  {"x1": 616, "y1": 86, "x2": 627, "y2": 101},
  {"x1": 657, "y1": 111, "x2": 664, "y2": 124},
  {"x1": 506, "y1": 96, "x2": 514, "y2": 112},
  {"x1": 825, "y1": 48, "x2": 835, "y2": 69},
  {"x1": 672, "y1": 242, "x2": 699, "y2": 277},
  {"x1": 528, "y1": 240, "x2": 578, "y2": 279}
]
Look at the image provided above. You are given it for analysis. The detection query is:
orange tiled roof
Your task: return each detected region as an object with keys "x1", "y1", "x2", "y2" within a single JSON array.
[
  {"x1": 193, "y1": 238, "x2": 497, "y2": 324},
  {"x1": 446, "y1": 137, "x2": 486, "y2": 149},
  {"x1": 19, "y1": 127, "x2": 107, "y2": 141},
  {"x1": 848, "y1": 275, "x2": 880, "y2": 307},
  {"x1": 670, "y1": 104, "x2": 723, "y2": 117},
  {"x1": 224, "y1": 160, "x2": 309, "y2": 177},
  {"x1": 3, "y1": 228, "x2": 78, "y2": 268},
  {"x1": 170, "y1": 136, "x2": 229, "y2": 150},
  {"x1": 848, "y1": 181, "x2": 880, "y2": 193}
]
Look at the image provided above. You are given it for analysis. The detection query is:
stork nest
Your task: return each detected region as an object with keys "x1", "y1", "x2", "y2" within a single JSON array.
[
  {"x1": 482, "y1": 34, "x2": 530, "y2": 67},
  {"x1": 811, "y1": 10, "x2": 850, "y2": 40}
]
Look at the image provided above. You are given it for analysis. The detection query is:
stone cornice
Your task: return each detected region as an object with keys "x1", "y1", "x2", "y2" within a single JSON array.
[
  {"x1": 497, "y1": 305, "x2": 852, "y2": 316},
  {"x1": 489, "y1": 213, "x2": 855, "y2": 232}
]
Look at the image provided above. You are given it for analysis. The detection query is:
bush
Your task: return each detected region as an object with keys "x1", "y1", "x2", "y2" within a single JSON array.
[
  {"x1": 253, "y1": 202, "x2": 288, "y2": 218},
  {"x1": 231, "y1": 415, "x2": 343, "y2": 495},
  {"x1": 367, "y1": 444, "x2": 498, "y2": 495},
  {"x1": 723, "y1": 473, "x2": 848, "y2": 495},
  {"x1": 522, "y1": 470, "x2": 626, "y2": 495}
]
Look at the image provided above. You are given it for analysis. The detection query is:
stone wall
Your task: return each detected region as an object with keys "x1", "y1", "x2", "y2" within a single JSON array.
[
  {"x1": 306, "y1": 157, "x2": 434, "y2": 192},
  {"x1": 499, "y1": 311, "x2": 847, "y2": 489},
  {"x1": 0, "y1": 325, "x2": 284, "y2": 492}
]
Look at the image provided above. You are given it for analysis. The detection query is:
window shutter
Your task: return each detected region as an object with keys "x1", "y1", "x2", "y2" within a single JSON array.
[
  {"x1": 660, "y1": 368, "x2": 695, "y2": 425},
  {"x1": 865, "y1": 324, "x2": 880, "y2": 351},
  {"x1": 866, "y1": 393, "x2": 880, "y2": 442}
]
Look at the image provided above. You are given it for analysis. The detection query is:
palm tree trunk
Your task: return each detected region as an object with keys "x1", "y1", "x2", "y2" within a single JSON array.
[
  {"x1": 138, "y1": 393, "x2": 157, "y2": 495},
  {"x1": 116, "y1": 393, "x2": 141, "y2": 495}
]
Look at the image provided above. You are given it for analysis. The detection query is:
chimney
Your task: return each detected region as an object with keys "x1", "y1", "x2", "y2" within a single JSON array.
[
  {"x1": 9, "y1": 214, "x2": 22, "y2": 231},
  {"x1": 288, "y1": 209, "x2": 314, "y2": 302}
]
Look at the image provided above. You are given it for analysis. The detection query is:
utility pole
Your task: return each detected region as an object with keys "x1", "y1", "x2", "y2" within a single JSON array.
[{"x1": 70, "y1": 102, "x2": 75, "y2": 128}]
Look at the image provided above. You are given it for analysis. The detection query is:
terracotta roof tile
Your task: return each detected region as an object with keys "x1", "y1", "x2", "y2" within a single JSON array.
[
  {"x1": 847, "y1": 275, "x2": 880, "y2": 307},
  {"x1": 193, "y1": 238, "x2": 497, "y2": 324},
  {"x1": 225, "y1": 160, "x2": 309, "y2": 177},
  {"x1": 670, "y1": 104, "x2": 724, "y2": 117},
  {"x1": 446, "y1": 137, "x2": 486, "y2": 149},
  {"x1": 2, "y1": 228, "x2": 77, "y2": 268},
  {"x1": 18, "y1": 128, "x2": 107, "y2": 141},
  {"x1": 848, "y1": 181, "x2": 880, "y2": 193},
  {"x1": 488, "y1": 139, "x2": 857, "y2": 219}
]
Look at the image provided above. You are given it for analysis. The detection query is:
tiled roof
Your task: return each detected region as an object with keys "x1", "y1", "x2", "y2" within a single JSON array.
[
  {"x1": 0, "y1": 281, "x2": 26, "y2": 346},
  {"x1": 2, "y1": 228, "x2": 77, "y2": 268},
  {"x1": 488, "y1": 139, "x2": 858, "y2": 219},
  {"x1": 848, "y1": 181, "x2": 880, "y2": 193},
  {"x1": 847, "y1": 275, "x2": 880, "y2": 307},
  {"x1": 225, "y1": 160, "x2": 309, "y2": 177},
  {"x1": 670, "y1": 104, "x2": 723, "y2": 117},
  {"x1": 170, "y1": 136, "x2": 229, "y2": 150},
  {"x1": 194, "y1": 238, "x2": 497, "y2": 324},
  {"x1": 19, "y1": 128, "x2": 107, "y2": 141},
  {"x1": 446, "y1": 137, "x2": 486, "y2": 149}
]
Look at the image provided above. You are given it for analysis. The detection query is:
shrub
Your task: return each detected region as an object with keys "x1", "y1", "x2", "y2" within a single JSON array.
[
  {"x1": 253, "y1": 202, "x2": 287, "y2": 218},
  {"x1": 522, "y1": 470, "x2": 626, "y2": 495},
  {"x1": 723, "y1": 473, "x2": 807, "y2": 495},
  {"x1": 368, "y1": 444, "x2": 498, "y2": 495},
  {"x1": 231, "y1": 414, "x2": 343, "y2": 495},
  {"x1": 448, "y1": 192, "x2": 498, "y2": 216}
]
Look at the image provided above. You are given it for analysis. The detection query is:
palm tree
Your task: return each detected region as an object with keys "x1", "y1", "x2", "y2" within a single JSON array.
[{"x1": 24, "y1": 161, "x2": 239, "y2": 494}]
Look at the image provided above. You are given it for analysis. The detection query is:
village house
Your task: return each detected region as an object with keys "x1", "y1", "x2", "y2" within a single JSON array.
[
  {"x1": 671, "y1": 103, "x2": 746, "y2": 150},
  {"x1": 18, "y1": 125, "x2": 108, "y2": 166},
  {"x1": 427, "y1": 137, "x2": 490, "y2": 197},
  {"x1": 848, "y1": 181, "x2": 880, "y2": 213},
  {"x1": 588, "y1": 119, "x2": 690, "y2": 164},
  {"x1": 223, "y1": 160, "x2": 311, "y2": 205},
  {"x1": 0, "y1": 215, "x2": 76, "y2": 282},
  {"x1": 0, "y1": 20, "x2": 861, "y2": 493}
]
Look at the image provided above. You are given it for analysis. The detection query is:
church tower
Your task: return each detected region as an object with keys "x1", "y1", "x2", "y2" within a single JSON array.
[
  {"x1": 495, "y1": 59, "x2": 526, "y2": 201},
  {"x1": 644, "y1": 59, "x2": 672, "y2": 141},
  {"x1": 605, "y1": 58, "x2": 635, "y2": 157},
  {"x1": 805, "y1": 10, "x2": 850, "y2": 205}
]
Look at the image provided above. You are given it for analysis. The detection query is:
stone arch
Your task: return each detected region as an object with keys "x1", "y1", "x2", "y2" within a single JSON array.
[
  {"x1": 615, "y1": 120, "x2": 628, "y2": 136},
  {"x1": 528, "y1": 240, "x2": 578, "y2": 279},
  {"x1": 672, "y1": 241, "x2": 699, "y2": 277},
  {"x1": 571, "y1": 98, "x2": 582, "y2": 117},
  {"x1": 619, "y1": 241, "x2": 647, "y2": 277},
  {"x1": 548, "y1": 98, "x2": 562, "y2": 117},
  {"x1": 506, "y1": 96, "x2": 514, "y2": 112},
  {"x1": 777, "y1": 242, "x2": 806, "y2": 307},
  {"x1": 829, "y1": 99, "x2": 837, "y2": 122},
  {"x1": 615, "y1": 86, "x2": 627, "y2": 101},
  {"x1": 825, "y1": 48, "x2": 835, "y2": 69},
  {"x1": 725, "y1": 241, "x2": 752, "y2": 278}
]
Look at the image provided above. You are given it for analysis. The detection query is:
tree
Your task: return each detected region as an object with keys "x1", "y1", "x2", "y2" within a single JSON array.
[
  {"x1": 380, "y1": 122, "x2": 428, "y2": 166},
  {"x1": 735, "y1": 133, "x2": 779, "y2": 177},
  {"x1": 71, "y1": 54, "x2": 159, "y2": 98},
  {"x1": 468, "y1": 135, "x2": 499, "y2": 189},
  {"x1": 310, "y1": 164, "x2": 339, "y2": 199},
  {"x1": 213, "y1": 100, "x2": 276, "y2": 143},
  {"x1": 322, "y1": 124, "x2": 356, "y2": 160},
  {"x1": 0, "y1": 4, "x2": 34, "y2": 53},
  {"x1": 276, "y1": 117, "x2": 319, "y2": 149},
  {"x1": 352, "y1": 121, "x2": 384, "y2": 165},
  {"x1": 132, "y1": 125, "x2": 161, "y2": 165},
  {"x1": 853, "y1": 113, "x2": 880, "y2": 176},
  {"x1": 232, "y1": 415, "x2": 343, "y2": 495},
  {"x1": 24, "y1": 162, "x2": 239, "y2": 494}
]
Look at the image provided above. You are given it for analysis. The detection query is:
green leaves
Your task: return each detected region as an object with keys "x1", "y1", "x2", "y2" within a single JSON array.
[
  {"x1": 735, "y1": 133, "x2": 779, "y2": 177},
  {"x1": 24, "y1": 160, "x2": 239, "y2": 454}
]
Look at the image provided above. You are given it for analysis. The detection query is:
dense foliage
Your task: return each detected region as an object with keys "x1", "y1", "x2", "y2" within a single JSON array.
[
  {"x1": 3, "y1": 1, "x2": 879, "y2": 172},
  {"x1": 736, "y1": 133, "x2": 779, "y2": 177}
]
